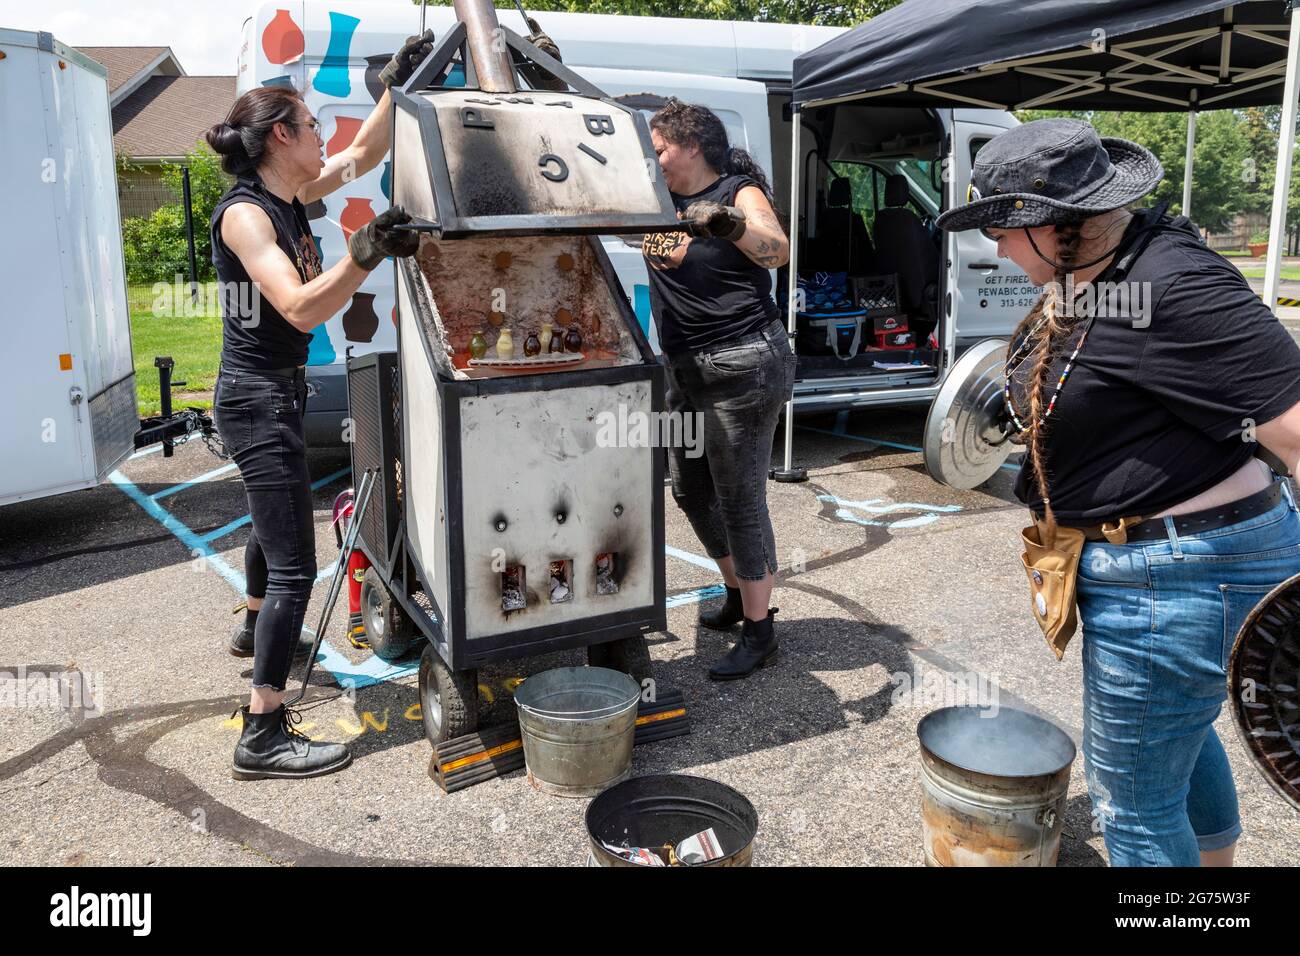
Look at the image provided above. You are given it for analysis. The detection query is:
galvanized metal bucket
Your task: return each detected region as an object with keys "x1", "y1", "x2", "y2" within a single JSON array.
[
  {"x1": 585, "y1": 773, "x2": 759, "y2": 867},
  {"x1": 917, "y1": 706, "x2": 1076, "y2": 867},
  {"x1": 514, "y1": 666, "x2": 640, "y2": 798}
]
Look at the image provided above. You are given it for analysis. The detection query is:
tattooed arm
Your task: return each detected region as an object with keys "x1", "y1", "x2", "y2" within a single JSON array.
[{"x1": 731, "y1": 186, "x2": 790, "y2": 269}]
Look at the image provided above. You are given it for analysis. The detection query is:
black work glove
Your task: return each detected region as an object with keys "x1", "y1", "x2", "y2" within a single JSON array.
[
  {"x1": 525, "y1": 16, "x2": 562, "y2": 61},
  {"x1": 683, "y1": 201, "x2": 747, "y2": 241},
  {"x1": 379, "y1": 29, "x2": 435, "y2": 89},
  {"x1": 349, "y1": 205, "x2": 419, "y2": 271}
]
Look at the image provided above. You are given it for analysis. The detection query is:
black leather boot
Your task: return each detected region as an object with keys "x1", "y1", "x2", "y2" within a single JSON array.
[
  {"x1": 231, "y1": 705, "x2": 352, "y2": 780},
  {"x1": 698, "y1": 586, "x2": 744, "y2": 630},
  {"x1": 708, "y1": 608, "x2": 778, "y2": 681},
  {"x1": 228, "y1": 626, "x2": 317, "y2": 661}
]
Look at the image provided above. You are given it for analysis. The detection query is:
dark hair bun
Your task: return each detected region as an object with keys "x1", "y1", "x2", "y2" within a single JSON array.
[{"x1": 205, "y1": 121, "x2": 241, "y2": 155}]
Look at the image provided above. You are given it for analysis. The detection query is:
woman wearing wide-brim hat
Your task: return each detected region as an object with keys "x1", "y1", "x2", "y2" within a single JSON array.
[{"x1": 938, "y1": 118, "x2": 1300, "y2": 866}]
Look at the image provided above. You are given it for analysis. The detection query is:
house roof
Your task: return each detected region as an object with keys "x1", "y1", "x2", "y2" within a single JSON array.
[
  {"x1": 111, "y1": 75, "x2": 237, "y2": 159},
  {"x1": 77, "y1": 46, "x2": 183, "y2": 103}
]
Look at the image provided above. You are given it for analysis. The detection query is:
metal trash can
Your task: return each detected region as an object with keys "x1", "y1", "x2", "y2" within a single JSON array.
[
  {"x1": 515, "y1": 666, "x2": 640, "y2": 797},
  {"x1": 585, "y1": 773, "x2": 759, "y2": 867},
  {"x1": 918, "y1": 706, "x2": 1076, "y2": 867}
]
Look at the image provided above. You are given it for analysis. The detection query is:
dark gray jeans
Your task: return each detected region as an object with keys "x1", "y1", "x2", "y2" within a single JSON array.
[{"x1": 664, "y1": 319, "x2": 797, "y2": 581}]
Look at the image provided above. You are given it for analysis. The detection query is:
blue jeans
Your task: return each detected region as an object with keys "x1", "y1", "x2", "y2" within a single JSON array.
[
  {"x1": 213, "y1": 366, "x2": 316, "y2": 691},
  {"x1": 1075, "y1": 477, "x2": 1300, "y2": 866}
]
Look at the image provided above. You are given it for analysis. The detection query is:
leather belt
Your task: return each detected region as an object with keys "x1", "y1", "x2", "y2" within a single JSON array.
[
  {"x1": 1069, "y1": 481, "x2": 1285, "y2": 544},
  {"x1": 224, "y1": 365, "x2": 306, "y2": 380}
]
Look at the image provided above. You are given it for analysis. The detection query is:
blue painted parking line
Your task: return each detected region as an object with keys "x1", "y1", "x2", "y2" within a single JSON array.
[
  {"x1": 107, "y1": 469, "x2": 247, "y2": 593},
  {"x1": 300, "y1": 625, "x2": 419, "y2": 689},
  {"x1": 199, "y1": 466, "x2": 352, "y2": 544},
  {"x1": 798, "y1": 424, "x2": 1021, "y2": 473},
  {"x1": 665, "y1": 544, "x2": 719, "y2": 572},
  {"x1": 114, "y1": 449, "x2": 732, "y2": 691},
  {"x1": 151, "y1": 462, "x2": 239, "y2": 501}
]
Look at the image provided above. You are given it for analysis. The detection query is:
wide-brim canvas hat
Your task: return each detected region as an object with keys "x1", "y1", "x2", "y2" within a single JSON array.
[{"x1": 937, "y1": 118, "x2": 1163, "y2": 233}]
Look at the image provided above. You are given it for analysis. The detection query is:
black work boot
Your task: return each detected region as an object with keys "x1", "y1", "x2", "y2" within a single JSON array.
[
  {"x1": 231, "y1": 705, "x2": 352, "y2": 780},
  {"x1": 698, "y1": 586, "x2": 744, "y2": 630},
  {"x1": 228, "y1": 626, "x2": 317, "y2": 662},
  {"x1": 708, "y1": 608, "x2": 779, "y2": 681}
]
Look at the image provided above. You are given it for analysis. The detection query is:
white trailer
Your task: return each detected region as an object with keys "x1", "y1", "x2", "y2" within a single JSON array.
[{"x1": 0, "y1": 29, "x2": 139, "y2": 507}]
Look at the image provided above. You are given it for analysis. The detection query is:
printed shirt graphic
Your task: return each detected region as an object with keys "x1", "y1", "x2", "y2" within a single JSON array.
[{"x1": 642, "y1": 173, "x2": 780, "y2": 354}]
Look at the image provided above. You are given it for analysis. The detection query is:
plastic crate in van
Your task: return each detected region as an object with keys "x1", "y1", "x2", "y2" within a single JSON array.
[{"x1": 854, "y1": 275, "x2": 900, "y2": 318}]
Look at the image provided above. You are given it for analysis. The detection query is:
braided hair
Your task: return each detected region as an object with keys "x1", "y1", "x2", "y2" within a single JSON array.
[{"x1": 1007, "y1": 221, "x2": 1084, "y2": 535}]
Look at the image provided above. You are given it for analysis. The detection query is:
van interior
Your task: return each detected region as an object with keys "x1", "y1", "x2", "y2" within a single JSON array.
[{"x1": 770, "y1": 99, "x2": 947, "y2": 387}]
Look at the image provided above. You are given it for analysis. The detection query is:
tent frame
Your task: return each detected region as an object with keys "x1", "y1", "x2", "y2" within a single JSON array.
[{"x1": 777, "y1": 1, "x2": 1300, "y2": 479}]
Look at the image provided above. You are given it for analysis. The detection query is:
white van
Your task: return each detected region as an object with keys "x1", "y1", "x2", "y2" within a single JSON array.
[
  {"x1": 236, "y1": 2, "x2": 1026, "y2": 440},
  {"x1": 0, "y1": 30, "x2": 139, "y2": 506}
]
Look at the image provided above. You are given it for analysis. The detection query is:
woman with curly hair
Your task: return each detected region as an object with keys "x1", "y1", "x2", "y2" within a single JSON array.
[{"x1": 642, "y1": 98, "x2": 796, "y2": 680}]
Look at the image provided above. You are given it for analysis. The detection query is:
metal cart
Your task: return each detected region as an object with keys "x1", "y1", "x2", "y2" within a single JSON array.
[{"x1": 346, "y1": 0, "x2": 680, "y2": 746}]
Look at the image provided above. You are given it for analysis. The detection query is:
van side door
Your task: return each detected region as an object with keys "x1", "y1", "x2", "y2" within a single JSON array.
[{"x1": 948, "y1": 119, "x2": 1040, "y2": 352}]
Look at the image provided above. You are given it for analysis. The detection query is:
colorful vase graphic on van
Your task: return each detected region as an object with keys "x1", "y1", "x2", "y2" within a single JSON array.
[
  {"x1": 262, "y1": 9, "x2": 304, "y2": 65},
  {"x1": 326, "y1": 115, "x2": 362, "y2": 157},
  {"x1": 380, "y1": 161, "x2": 391, "y2": 201},
  {"x1": 343, "y1": 292, "x2": 379, "y2": 343},
  {"x1": 307, "y1": 323, "x2": 337, "y2": 365},
  {"x1": 312, "y1": 11, "x2": 361, "y2": 97},
  {"x1": 339, "y1": 197, "x2": 374, "y2": 242}
]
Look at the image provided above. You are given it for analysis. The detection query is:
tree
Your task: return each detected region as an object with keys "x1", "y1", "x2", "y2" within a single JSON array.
[
  {"x1": 1019, "y1": 108, "x2": 1248, "y2": 233},
  {"x1": 120, "y1": 144, "x2": 230, "y2": 284},
  {"x1": 413, "y1": 0, "x2": 901, "y2": 27}
]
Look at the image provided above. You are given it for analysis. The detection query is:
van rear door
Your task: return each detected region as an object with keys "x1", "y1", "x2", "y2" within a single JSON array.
[{"x1": 948, "y1": 118, "x2": 1039, "y2": 351}]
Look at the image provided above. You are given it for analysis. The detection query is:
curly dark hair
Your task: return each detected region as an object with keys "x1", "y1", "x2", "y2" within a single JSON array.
[{"x1": 649, "y1": 97, "x2": 773, "y2": 199}]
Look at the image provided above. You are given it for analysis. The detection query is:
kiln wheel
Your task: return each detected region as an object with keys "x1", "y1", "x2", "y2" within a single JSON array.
[
  {"x1": 587, "y1": 634, "x2": 652, "y2": 685},
  {"x1": 361, "y1": 566, "x2": 416, "y2": 661},
  {"x1": 419, "y1": 644, "x2": 479, "y2": 745}
]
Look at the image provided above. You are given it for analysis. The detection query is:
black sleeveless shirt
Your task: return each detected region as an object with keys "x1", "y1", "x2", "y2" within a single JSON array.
[
  {"x1": 642, "y1": 173, "x2": 780, "y2": 354},
  {"x1": 210, "y1": 176, "x2": 320, "y2": 370}
]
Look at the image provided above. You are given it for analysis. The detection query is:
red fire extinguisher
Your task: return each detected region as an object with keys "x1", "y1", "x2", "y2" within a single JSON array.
[{"x1": 331, "y1": 490, "x2": 371, "y2": 649}]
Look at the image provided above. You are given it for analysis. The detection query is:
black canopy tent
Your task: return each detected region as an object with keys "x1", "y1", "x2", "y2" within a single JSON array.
[{"x1": 770, "y1": 0, "x2": 1300, "y2": 479}]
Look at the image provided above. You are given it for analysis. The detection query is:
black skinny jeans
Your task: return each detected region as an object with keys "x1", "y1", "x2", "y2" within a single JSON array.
[
  {"x1": 213, "y1": 366, "x2": 316, "y2": 691},
  {"x1": 663, "y1": 318, "x2": 797, "y2": 581}
]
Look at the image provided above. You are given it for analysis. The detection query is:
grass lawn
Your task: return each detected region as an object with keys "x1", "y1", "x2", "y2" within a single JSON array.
[
  {"x1": 1236, "y1": 266, "x2": 1300, "y2": 281},
  {"x1": 129, "y1": 282, "x2": 222, "y2": 416}
]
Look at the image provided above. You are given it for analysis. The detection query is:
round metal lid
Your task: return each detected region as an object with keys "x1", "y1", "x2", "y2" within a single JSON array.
[
  {"x1": 1227, "y1": 571, "x2": 1300, "y2": 812},
  {"x1": 923, "y1": 339, "x2": 1015, "y2": 490}
]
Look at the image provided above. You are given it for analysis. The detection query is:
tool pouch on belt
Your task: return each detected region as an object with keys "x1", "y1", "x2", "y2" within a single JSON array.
[{"x1": 1019, "y1": 520, "x2": 1086, "y2": 660}]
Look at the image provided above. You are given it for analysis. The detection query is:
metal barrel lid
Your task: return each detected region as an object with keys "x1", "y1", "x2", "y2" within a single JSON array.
[
  {"x1": 1227, "y1": 571, "x2": 1300, "y2": 812},
  {"x1": 923, "y1": 338, "x2": 1015, "y2": 490}
]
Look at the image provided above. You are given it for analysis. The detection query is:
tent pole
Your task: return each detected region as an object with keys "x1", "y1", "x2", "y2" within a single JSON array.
[
  {"x1": 773, "y1": 106, "x2": 807, "y2": 483},
  {"x1": 1265, "y1": 10, "x2": 1300, "y2": 315},
  {"x1": 1182, "y1": 109, "x2": 1196, "y2": 219}
]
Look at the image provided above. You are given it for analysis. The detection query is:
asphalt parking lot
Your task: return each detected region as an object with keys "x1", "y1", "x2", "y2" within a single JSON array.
[{"x1": 2, "y1": 405, "x2": 1298, "y2": 867}]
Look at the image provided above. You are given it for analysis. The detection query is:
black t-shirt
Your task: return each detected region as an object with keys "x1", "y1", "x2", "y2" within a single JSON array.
[
  {"x1": 1009, "y1": 206, "x2": 1300, "y2": 522},
  {"x1": 642, "y1": 173, "x2": 780, "y2": 354},
  {"x1": 210, "y1": 176, "x2": 320, "y2": 370}
]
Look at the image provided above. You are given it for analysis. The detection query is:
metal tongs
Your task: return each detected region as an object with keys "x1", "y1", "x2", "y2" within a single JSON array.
[{"x1": 284, "y1": 467, "x2": 377, "y2": 707}]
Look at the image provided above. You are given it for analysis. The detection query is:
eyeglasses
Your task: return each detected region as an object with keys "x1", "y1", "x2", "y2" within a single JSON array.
[
  {"x1": 980, "y1": 227, "x2": 1000, "y2": 243},
  {"x1": 293, "y1": 118, "x2": 322, "y2": 138}
]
